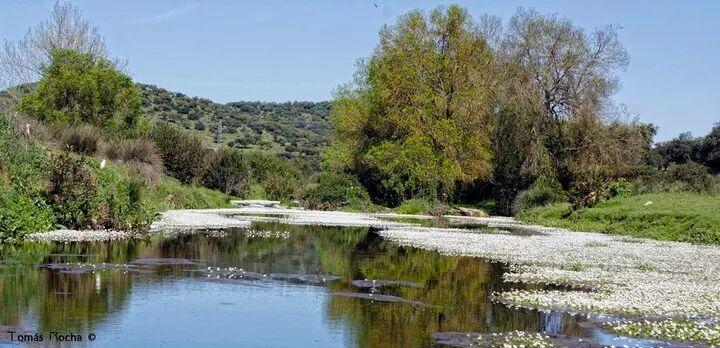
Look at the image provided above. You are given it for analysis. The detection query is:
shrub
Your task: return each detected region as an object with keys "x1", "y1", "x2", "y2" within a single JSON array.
[
  {"x1": 19, "y1": 49, "x2": 142, "y2": 133},
  {"x1": 194, "y1": 121, "x2": 205, "y2": 130},
  {"x1": 512, "y1": 179, "x2": 566, "y2": 213},
  {"x1": 0, "y1": 115, "x2": 49, "y2": 195},
  {"x1": 303, "y1": 171, "x2": 370, "y2": 210},
  {"x1": 395, "y1": 199, "x2": 433, "y2": 215},
  {"x1": 46, "y1": 152, "x2": 98, "y2": 229},
  {"x1": 244, "y1": 151, "x2": 300, "y2": 182},
  {"x1": 58, "y1": 124, "x2": 102, "y2": 155},
  {"x1": 106, "y1": 138, "x2": 163, "y2": 185},
  {"x1": 263, "y1": 172, "x2": 300, "y2": 202},
  {"x1": 151, "y1": 123, "x2": 207, "y2": 183},
  {"x1": 203, "y1": 149, "x2": 250, "y2": 197},
  {"x1": 664, "y1": 162, "x2": 715, "y2": 192},
  {"x1": 95, "y1": 171, "x2": 153, "y2": 231},
  {"x1": 10, "y1": 115, "x2": 52, "y2": 142},
  {"x1": 607, "y1": 178, "x2": 633, "y2": 198},
  {"x1": 0, "y1": 189, "x2": 55, "y2": 239}
]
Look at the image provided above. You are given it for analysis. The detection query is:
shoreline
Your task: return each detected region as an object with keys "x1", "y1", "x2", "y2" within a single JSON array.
[{"x1": 13, "y1": 206, "x2": 720, "y2": 343}]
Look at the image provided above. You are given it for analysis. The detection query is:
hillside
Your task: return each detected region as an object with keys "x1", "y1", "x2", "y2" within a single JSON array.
[{"x1": 138, "y1": 84, "x2": 331, "y2": 165}]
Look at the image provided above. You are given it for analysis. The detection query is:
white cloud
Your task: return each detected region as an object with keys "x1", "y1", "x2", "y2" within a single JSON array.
[{"x1": 133, "y1": 3, "x2": 196, "y2": 23}]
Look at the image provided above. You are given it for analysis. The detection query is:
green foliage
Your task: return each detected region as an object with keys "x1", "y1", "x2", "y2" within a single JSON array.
[
  {"x1": 147, "y1": 176, "x2": 231, "y2": 210},
  {"x1": 512, "y1": 179, "x2": 566, "y2": 213},
  {"x1": 139, "y1": 84, "x2": 330, "y2": 167},
  {"x1": 0, "y1": 189, "x2": 55, "y2": 239},
  {"x1": 608, "y1": 178, "x2": 633, "y2": 198},
  {"x1": 94, "y1": 167, "x2": 153, "y2": 231},
  {"x1": 329, "y1": 5, "x2": 495, "y2": 204},
  {"x1": 394, "y1": 199, "x2": 433, "y2": 215},
  {"x1": 303, "y1": 171, "x2": 370, "y2": 210},
  {"x1": 517, "y1": 192, "x2": 720, "y2": 244},
  {"x1": 58, "y1": 123, "x2": 102, "y2": 155},
  {"x1": 653, "y1": 125, "x2": 720, "y2": 174},
  {"x1": 0, "y1": 116, "x2": 49, "y2": 195},
  {"x1": 653, "y1": 132, "x2": 702, "y2": 167},
  {"x1": 203, "y1": 148, "x2": 250, "y2": 197},
  {"x1": 664, "y1": 162, "x2": 715, "y2": 193},
  {"x1": 46, "y1": 152, "x2": 98, "y2": 228},
  {"x1": 19, "y1": 49, "x2": 141, "y2": 133},
  {"x1": 151, "y1": 122, "x2": 207, "y2": 183},
  {"x1": 263, "y1": 173, "x2": 300, "y2": 202},
  {"x1": 1, "y1": 111, "x2": 232, "y2": 236},
  {"x1": 699, "y1": 124, "x2": 720, "y2": 173},
  {"x1": 105, "y1": 137, "x2": 163, "y2": 185},
  {"x1": 242, "y1": 150, "x2": 302, "y2": 201}
]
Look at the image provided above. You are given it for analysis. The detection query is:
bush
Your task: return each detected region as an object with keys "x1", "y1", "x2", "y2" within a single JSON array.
[
  {"x1": 395, "y1": 199, "x2": 433, "y2": 215},
  {"x1": 203, "y1": 148, "x2": 250, "y2": 197},
  {"x1": 242, "y1": 150, "x2": 303, "y2": 200},
  {"x1": 0, "y1": 189, "x2": 55, "y2": 239},
  {"x1": 94, "y1": 169, "x2": 154, "y2": 231},
  {"x1": 58, "y1": 124, "x2": 102, "y2": 155},
  {"x1": 19, "y1": 49, "x2": 142, "y2": 133},
  {"x1": 664, "y1": 162, "x2": 715, "y2": 192},
  {"x1": 46, "y1": 153, "x2": 98, "y2": 229},
  {"x1": 303, "y1": 171, "x2": 370, "y2": 210},
  {"x1": 105, "y1": 138, "x2": 163, "y2": 185},
  {"x1": 0, "y1": 115, "x2": 49, "y2": 195},
  {"x1": 151, "y1": 123, "x2": 207, "y2": 183},
  {"x1": 10, "y1": 115, "x2": 52, "y2": 142},
  {"x1": 607, "y1": 178, "x2": 633, "y2": 198},
  {"x1": 244, "y1": 151, "x2": 300, "y2": 182},
  {"x1": 512, "y1": 179, "x2": 566, "y2": 213},
  {"x1": 263, "y1": 172, "x2": 300, "y2": 202}
]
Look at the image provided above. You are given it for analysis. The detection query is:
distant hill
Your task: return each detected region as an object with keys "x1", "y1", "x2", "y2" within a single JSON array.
[
  {"x1": 1, "y1": 83, "x2": 332, "y2": 165},
  {"x1": 139, "y1": 84, "x2": 332, "y2": 165}
]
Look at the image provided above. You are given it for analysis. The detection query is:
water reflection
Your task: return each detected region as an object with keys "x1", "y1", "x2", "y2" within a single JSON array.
[{"x1": 1, "y1": 222, "x2": 595, "y2": 347}]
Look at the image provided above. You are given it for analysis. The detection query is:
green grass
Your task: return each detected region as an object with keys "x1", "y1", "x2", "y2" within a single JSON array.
[
  {"x1": 516, "y1": 192, "x2": 720, "y2": 244},
  {"x1": 148, "y1": 177, "x2": 232, "y2": 210}
]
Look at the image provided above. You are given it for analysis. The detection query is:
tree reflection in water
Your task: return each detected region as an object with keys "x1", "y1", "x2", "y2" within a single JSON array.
[{"x1": 0, "y1": 222, "x2": 593, "y2": 347}]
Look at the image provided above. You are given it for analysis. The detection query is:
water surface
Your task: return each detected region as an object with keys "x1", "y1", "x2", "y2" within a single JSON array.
[{"x1": 0, "y1": 221, "x2": 659, "y2": 347}]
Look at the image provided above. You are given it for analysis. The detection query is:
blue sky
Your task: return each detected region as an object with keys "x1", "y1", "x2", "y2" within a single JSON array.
[{"x1": 1, "y1": 0, "x2": 718, "y2": 141}]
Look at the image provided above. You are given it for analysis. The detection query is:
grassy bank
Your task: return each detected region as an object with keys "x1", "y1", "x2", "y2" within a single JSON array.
[
  {"x1": 0, "y1": 116, "x2": 231, "y2": 239},
  {"x1": 516, "y1": 192, "x2": 720, "y2": 244}
]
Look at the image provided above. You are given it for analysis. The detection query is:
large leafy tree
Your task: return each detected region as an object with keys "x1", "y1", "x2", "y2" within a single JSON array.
[
  {"x1": 494, "y1": 8, "x2": 650, "y2": 208},
  {"x1": 1, "y1": 1, "x2": 115, "y2": 108},
  {"x1": 19, "y1": 49, "x2": 141, "y2": 132},
  {"x1": 328, "y1": 5, "x2": 496, "y2": 205}
]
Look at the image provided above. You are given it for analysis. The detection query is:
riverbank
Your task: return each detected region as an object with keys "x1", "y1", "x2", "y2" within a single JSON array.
[
  {"x1": 18, "y1": 206, "x2": 720, "y2": 345},
  {"x1": 516, "y1": 192, "x2": 720, "y2": 245}
]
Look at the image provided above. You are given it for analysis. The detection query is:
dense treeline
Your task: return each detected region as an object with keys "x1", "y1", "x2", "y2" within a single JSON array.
[
  {"x1": 323, "y1": 5, "x2": 718, "y2": 215},
  {"x1": 653, "y1": 126, "x2": 720, "y2": 173}
]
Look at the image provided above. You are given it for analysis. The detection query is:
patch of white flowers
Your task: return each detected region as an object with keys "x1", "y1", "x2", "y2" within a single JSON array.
[
  {"x1": 26, "y1": 229, "x2": 132, "y2": 242},
  {"x1": 604, "y1": 319, "x2": 720, "y2": 345},
  {"x1": 151, "y1": 210, "x2": 251, "y2": 230},
  {"x1": 434, "y1": 331, "x2": 572, "y2": 348},
  {"x1": 244, "y1": 229, "x2": 291, "y2": 239},
  {"x1": 375, "y1": 218, "x2": 720, "y2": 320}
]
